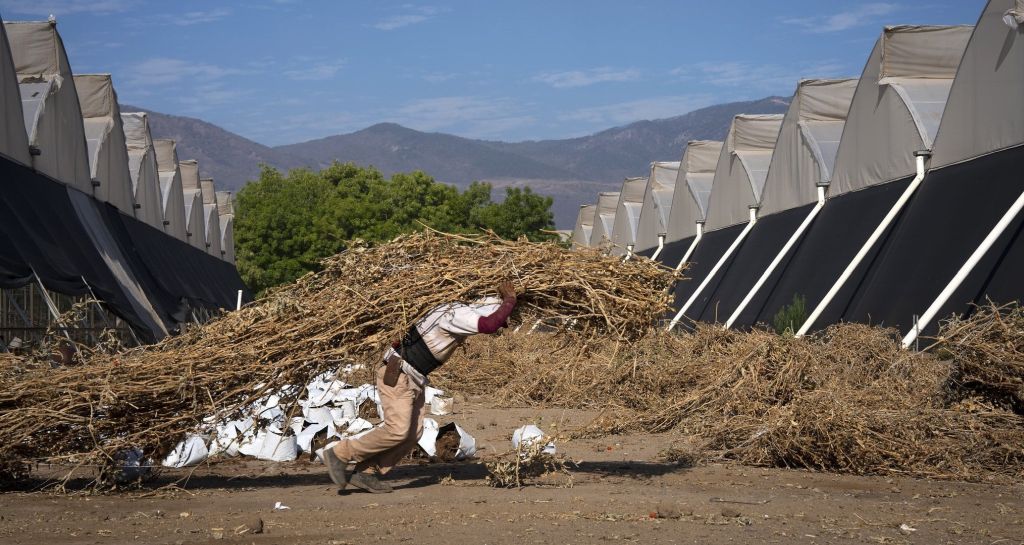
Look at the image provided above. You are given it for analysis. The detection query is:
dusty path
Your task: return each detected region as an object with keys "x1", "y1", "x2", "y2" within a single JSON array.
[{"x1": 1, "y1": 407, "x2": 1022, "y2": 545}]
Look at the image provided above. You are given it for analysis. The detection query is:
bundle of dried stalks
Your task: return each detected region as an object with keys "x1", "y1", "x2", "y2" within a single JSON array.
[
  {"x1": 485, "y1": 436, "x2": 572, "y2": 488},
  {"x1": 938, "y1": 302, "x2": 1024, "y2": 412},
  {"x1": 437, "y1": 312, "x2": 1024, "y2": 481},
  {"x1": 0, "y1": 231, "x2": 675, "y2": 486}
]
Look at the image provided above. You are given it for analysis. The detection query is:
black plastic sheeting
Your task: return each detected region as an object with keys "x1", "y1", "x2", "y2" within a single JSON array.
[
  {"x1": 114, "y1": 210, "x2": 249, "y2": 314},
  {"x1": 657, "y1": 235, "x2": 696, "y2": 269},
  {"x1": 675, "y1": 223, "x2": 747, "y2": 323},
  {"x1": 0, "y1": 227, "x2": 33, "y2": 288},
  {"x1": 693, "y1": 206, "x2": 809, "y2": 324},
  {"x1": 0, "y1": 156, "x2": 250, "y2": 341},
  {"x1": 842, "y1": 144, "x2": 1024, "y2": 336},
  {"x1": 0, "y1": 157, "x2": 157, "y2": 339},
  {"x1": 670, "y1": 223, "x2": 746, "y2": 327},
  {"x1": 731, "y1": 178, "x2": 914, "y2": 331}
]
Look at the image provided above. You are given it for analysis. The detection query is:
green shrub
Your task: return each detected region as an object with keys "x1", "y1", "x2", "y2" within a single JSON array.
[{"x1": 772, "y1": 294, "x2": 807, "y2": 335}]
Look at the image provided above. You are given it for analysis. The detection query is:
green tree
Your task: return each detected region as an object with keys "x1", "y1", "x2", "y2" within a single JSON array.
[
  {"x1": 234, "y1": 163, "x2": 557, "y2": 293},
  {"x1": 235, "y1": 166, "x2": 343, "y2": 293},
  {"x1": 471, "y1": 186, "x2": 556, "y2": 241}
]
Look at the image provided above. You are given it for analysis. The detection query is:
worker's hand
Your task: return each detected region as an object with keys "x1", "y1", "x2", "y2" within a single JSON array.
[{"x1": 497, "y1": 281, "x2": 517, "y2": 300}]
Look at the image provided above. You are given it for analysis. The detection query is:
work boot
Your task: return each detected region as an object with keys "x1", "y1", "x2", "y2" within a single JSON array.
[
  {"x1": 323, "y1": 448, "x2": 353, "y2": 489},
  {"x1": 348, "y1": 472, "x2": 393, "y2": 494}
]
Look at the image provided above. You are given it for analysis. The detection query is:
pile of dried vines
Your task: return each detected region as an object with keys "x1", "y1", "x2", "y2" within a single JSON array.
[
  {"x1": 436, "y1": 303, "x2": 1024, "y2": 481},
  {"x1": 0, "y1": 231, "x2": 675, "y2": 486}
]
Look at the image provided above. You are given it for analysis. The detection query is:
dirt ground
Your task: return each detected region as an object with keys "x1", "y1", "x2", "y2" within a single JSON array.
[{"x1": 1, "y1": 403, "x2": 1022, "y2": 545}]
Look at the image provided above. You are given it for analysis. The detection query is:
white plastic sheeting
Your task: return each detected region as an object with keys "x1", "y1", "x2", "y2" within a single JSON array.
[
  {"x1": 0, "y1": 22, "x2": 29, "y2": 165},
  {"x1": 830, "y1": 26, "x2": 972, "y2": 196},
  {"x1": 588, "y1": 191, "x2": 620, "y2": 249},
  {"x1": 153, "y1": 139, "x2": 189, "y2": 241},
  {"x1": 418, "y1": 419, "x2": 477, "y2": 459},
  {"x1": 179, "y1": 160, "x2": 208, "y2": 251},
  {"x1": 511, "y1": 425, "x2": 555, "y2": 455},
  {"x1": 571, "y1": 204, "x2": 597, "y2": 249},
  {"x1": 121, "y1": 113, "x2": 165, "y2": 229},
  {"x1": 200, "y1": 178, "x2": 223, "y2": 258},
  {"x1": 161, "y1": 367, "x2": 473, "y2": 469},
  {"x1": 666, "y1": 141, "x2": 722, "y2": 243},
  {"x1": 609, "y1": 176, "x2": 648, "y2": 256},
  {"x1": 634, "y1": 161, "x2": 681, "y2": 253},
  {"x1": 704, "y1": 115, "x2": 783, "y2": 232},
  {"x1": 215, "y1": 191, "x2": 234, "y2": 216},
  {"x1": 5, "y1": 21, "x2": 91, "y2": 192},
  {"x1": 219, "y1": 215, "x2": 235, "y2": 263},
  {"x1": 759, "y1": 79, "x2": 857, "y2": 217},
  {"x1": 932, "y1": 0, "x2": 1024, "y2": 168},
  {"x1": 67, "y1": 189, "x2": 169, "y2": 337},
  {"x1": 75, "y1": 74, "x2": 136, "y2": 214}
]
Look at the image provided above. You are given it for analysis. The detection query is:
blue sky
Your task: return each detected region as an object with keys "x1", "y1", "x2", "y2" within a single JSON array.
[{"x1": 2, "y1": 1, "x2": 984, "y2": 146}]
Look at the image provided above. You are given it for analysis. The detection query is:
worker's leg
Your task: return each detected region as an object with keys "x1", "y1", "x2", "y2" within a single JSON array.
[
  {"x1": 332, "y1": 365, "x2": 417, "y2": 464},
  {"x1": 357, "y1": 383, "x2": 426, "y2": 475}
]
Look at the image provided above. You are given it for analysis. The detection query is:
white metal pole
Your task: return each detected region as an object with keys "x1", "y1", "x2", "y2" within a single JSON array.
[
  {"x1": 668, "y1": 208, "x2": 758, "y2": 332},
  {"x1": 674, "y1": 222, "x2": 704, "y2": 272},
  {"x1": 901, "y1": 189, "x2": 1024, "y2": 349},
  {"x1": 33, "y1": 271, "x2": 75, "y2": 346},
  {"x1": 650, "y1": 234, "x2": 666, "y2": 261},
  {"x1": 797, "y1": 152, "x2": 930, "y2": 338},
  {"x1": 725, "y1": 185, "x2": 827, "y2": 329},
  {"x1": 236, "y1": 289, "x2": 243, "y2": 311}
]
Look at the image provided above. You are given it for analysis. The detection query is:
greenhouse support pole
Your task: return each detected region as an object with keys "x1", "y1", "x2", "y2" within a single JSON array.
[
  {"x1": 725, "y1": 185, "x2": 827, "y2": 329},
  {"x1": 902, "y1": 189, "x2": 1024, "y2": 349},
  {"x1": 668, "y1": 208, "x2": 758, "y2": 332},
  {"x1": 797, "y1": 151, "x2": 930, "y2": 337}
]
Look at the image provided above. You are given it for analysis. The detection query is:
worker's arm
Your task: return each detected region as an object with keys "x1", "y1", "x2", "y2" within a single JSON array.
[{"x1": 477, "y1": 281, "x2": 517, "y2": 334}]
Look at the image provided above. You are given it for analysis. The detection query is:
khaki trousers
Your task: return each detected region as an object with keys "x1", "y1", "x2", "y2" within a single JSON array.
[{"x1": 332, "y1": 364, "x2": 426, "y2": 475}]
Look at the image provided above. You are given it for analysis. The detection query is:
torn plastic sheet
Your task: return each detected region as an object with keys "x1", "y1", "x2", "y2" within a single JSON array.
[
  {"x1": 417, "y1": 418, "x2": 477, "y2": 460},
  {"x1": 512, "y1": 425, "x2": 555, "y2": 455},
  {"x1": 304, "y1": 372, "x2": 352, "y2": 407},
  {"x1": 424, "y1": 386, "x2": 444, "y2": 405},
  {"x1": 209, "y1": 418, "x2": 255, "y2": 457},
  {"x1": 254, "y1": 425, "x2": 298, "y2": 462},
  {"x1": 346, "y1": 418, "x2": 374, "y2": 434},
  {"x1": 295, "y1": 421, "x2": 338, "y2": 453},
  {"x1": 162, "y1": 435, "x2": 209, "y2": 467}
]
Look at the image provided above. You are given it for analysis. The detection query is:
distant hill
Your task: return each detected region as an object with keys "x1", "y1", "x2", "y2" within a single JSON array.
[
  {"x1": 130, "y1": 96, "x2": 791, "y2": 227},
  {"x1": 121, "y1": 105, "x2": 311, "y2": 192}
]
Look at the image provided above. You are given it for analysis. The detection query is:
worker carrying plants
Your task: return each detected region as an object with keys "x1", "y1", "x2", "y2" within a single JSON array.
[{"x1": 323, "y1": 281, "x2": 519, "y2": 494}]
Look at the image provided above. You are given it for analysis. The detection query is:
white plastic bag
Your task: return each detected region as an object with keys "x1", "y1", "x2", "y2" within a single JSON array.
[
  {"x1": 512, "y1": 424, "x2": 555, "y2": 455},
  {"x1": 162, "y1": 435, "x2": 209, "y2": 467}
]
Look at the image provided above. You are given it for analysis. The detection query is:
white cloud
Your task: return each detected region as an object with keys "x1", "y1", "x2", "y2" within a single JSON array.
[
  {"x1": 123, "y1": 58, "x2": 245, "y2": 86},
  {"x1": 0, "y1": 0, "x2": 135, "y2": 16},
  {"x1": 178, "y1": 83, "x2": 249, "y2": 111},
  {"x1": 782, "y1": 3, "x2": 901, "y2": 33},
  {"x1": 558, "y1": 95, "x2": 717, "y2": 126},
  {"x1": 284, "y1": 60, "x2": 346, "y2": 81},
  {"x1": 422, "y1": 72, "x2": 458, "y2": 83},
  {"x1": 169, "y1": 8, "x2": 231, "y2": 26},
  {"x1": 373, "y1": 14, "x2": 430, "y2": 30},
  {"x1": 371, "y1": 5, "x2": 448, "y2": 30},
  {"x1": 675, "y1": 61, "x2": 850, "y2": 92},
  {"x1": 534, "y1": 67, "x2": 641, "y2": 88},
  {"x1": 386, "y1": 96, "x2": 536, "y2": 137}
]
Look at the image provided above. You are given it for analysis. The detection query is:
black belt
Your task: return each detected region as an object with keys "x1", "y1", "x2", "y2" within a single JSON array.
[{"x1": 399, "y1": 324, "x2": 442, "y2": 375}]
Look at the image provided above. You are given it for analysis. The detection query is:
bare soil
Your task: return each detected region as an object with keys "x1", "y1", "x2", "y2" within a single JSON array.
[{"x1": 1, "y1": 403, "x2": 1022, "y2": 545}]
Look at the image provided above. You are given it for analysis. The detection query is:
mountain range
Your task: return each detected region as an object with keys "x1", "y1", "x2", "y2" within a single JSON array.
[{"x1": 128, "y1": 96, "x2": 791, "y2": 228}]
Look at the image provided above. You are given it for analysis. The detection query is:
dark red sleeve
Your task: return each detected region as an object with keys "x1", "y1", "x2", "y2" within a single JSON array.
[{"x1": 476, "y1": 297, "x2": 517, "y2": 334}]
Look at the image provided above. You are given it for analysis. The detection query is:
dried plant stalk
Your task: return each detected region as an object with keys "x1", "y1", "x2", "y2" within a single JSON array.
[{"x1": 0, "y1": 230, "x2": 676, "y2": 486}]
